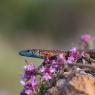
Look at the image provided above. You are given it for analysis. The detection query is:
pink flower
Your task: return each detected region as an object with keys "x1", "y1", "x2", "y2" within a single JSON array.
[
  {"x1": 69, "y1": 47, "x2": 80, "y2": 60},
  {"x1": 70, "y1": 48, "x2": 77, "y2": 53},
  {"x1": 42, "y1": 73, "x2": 52, "y2": 81},
  {"x1": 39, "y1": 66, "x2": 45, "y2": 73},
  {"x1": 80, "y1": 51, "x2": 85, "y2": 57},
  {"x1": 57, "y1": 53, "x2": 66, "y2": 64},
  {"x1": 25, "y1": 90, "x2": 32, "y2": 95},
  {"x1": 80, "y1": 34, "x2": 92, "y2": 43},
  {"x1": 20, "y1": 80, "x2": 25, "y2": 86},
  {"x1": 22, "y1": 64, "x2": 37, "y2": 81},
  {"x1": 49, "y1": 66, "x2": 56, "y2": 74},
  {"x1": 67, "y1": 56, "x2": 75, "y2": 63},
  {"x1": 51, "y1": 60, "x2": 57, "y2": 65},
  {"x1": 31, "y1": 75, "x2": 38, "y2": 87},
  {"x1": 22, "y1": 75, "x2": 38, "y2": 95},
  {"x1": 24, "y1": 64, "x2": 36, "y2": 72}
]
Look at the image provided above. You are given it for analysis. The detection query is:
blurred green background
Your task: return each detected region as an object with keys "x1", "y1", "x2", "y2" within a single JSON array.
[{"x1": 0, "y1": 0, "x2": 95, "y2": 95}]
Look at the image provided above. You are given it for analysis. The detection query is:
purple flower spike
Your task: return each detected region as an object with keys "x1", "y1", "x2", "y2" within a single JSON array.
[
  {"x1": 21, "y1": 64, "x2": 37, "y2": 82},
  {"x1": 23, "y1": 76, "x2": 38, "y2": 95}
]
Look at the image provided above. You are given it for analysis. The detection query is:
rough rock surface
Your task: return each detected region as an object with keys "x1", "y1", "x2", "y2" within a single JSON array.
[
  {"x1": 69, "y1": 74, "x2": 95, "y2": 95},
  {"x1": 45, "y1": 74, "x2": 95, "y2": 95}
]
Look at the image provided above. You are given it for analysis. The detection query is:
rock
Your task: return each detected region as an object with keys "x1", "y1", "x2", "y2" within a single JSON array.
[
  {"x1": 45, "y1": 74, "x2": 95, "y2": 95},
  {"x1": 45, "y1": 87, "x2": 61, "y2": 95},
  {"x1": 69, "y1": 74, "x2": 95, "y2": 95}
]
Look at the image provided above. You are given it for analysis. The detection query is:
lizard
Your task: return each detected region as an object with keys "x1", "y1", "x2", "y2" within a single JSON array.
[{"x1": 19, "y1": 49, "x2": 95, "y2": 63}]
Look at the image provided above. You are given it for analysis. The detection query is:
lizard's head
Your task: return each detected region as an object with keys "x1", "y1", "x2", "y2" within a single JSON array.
[{"x1": 19, "y1": 49, "x2": 41, "y2": 58}]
